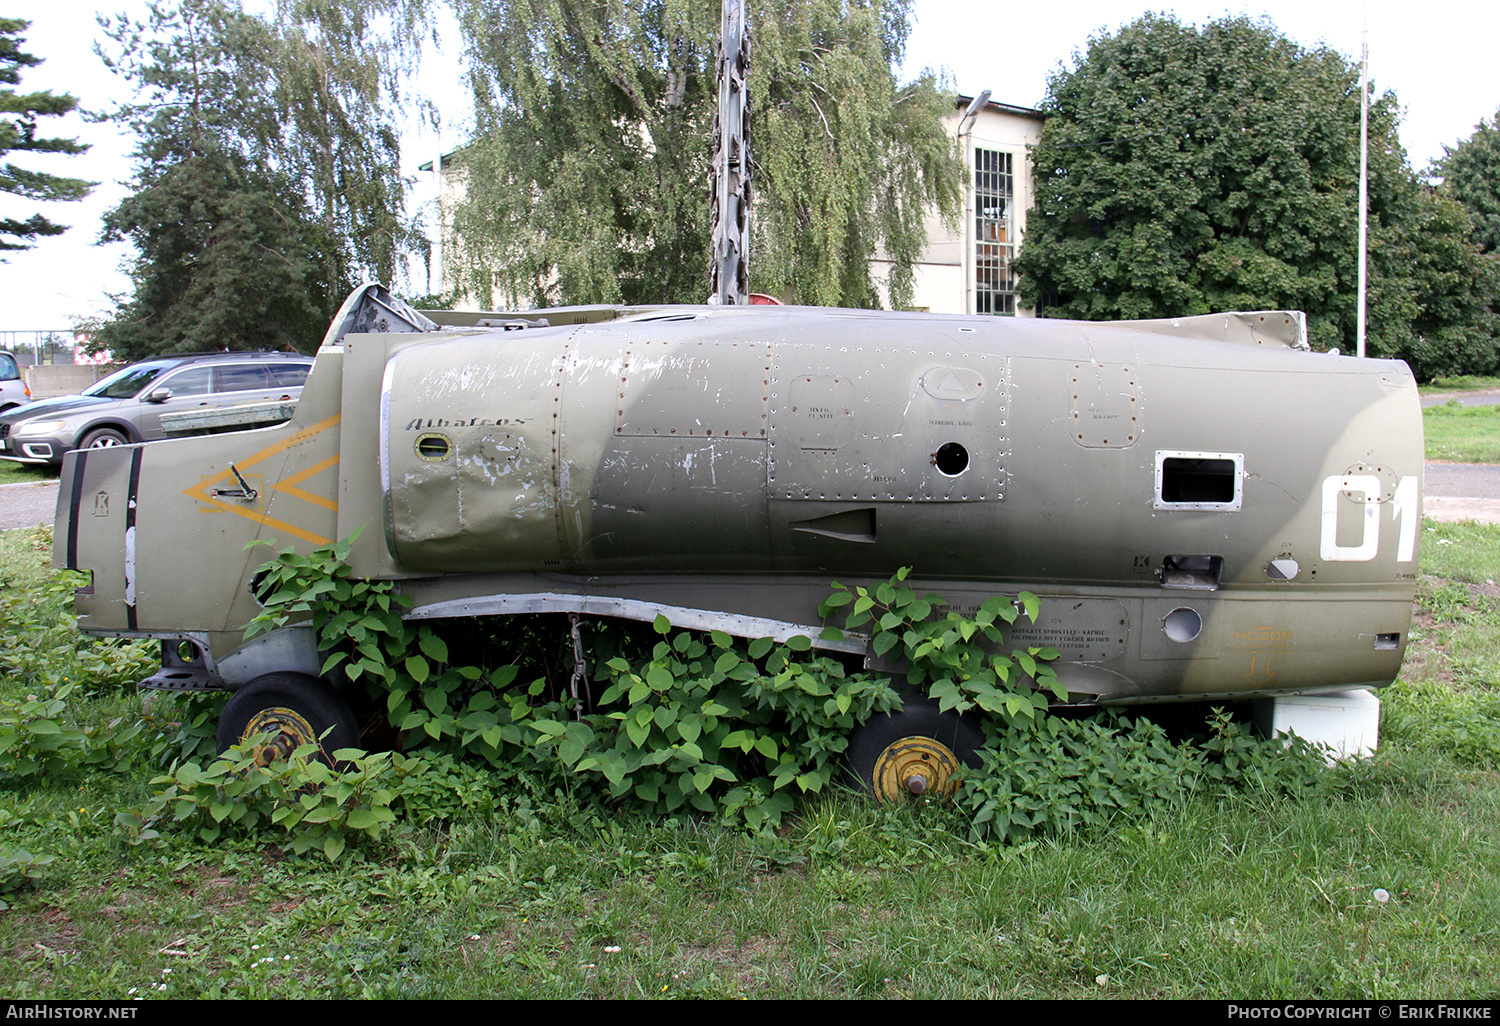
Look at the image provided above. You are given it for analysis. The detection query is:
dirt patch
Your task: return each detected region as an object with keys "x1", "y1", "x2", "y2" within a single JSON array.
[
  {"x1": 675, "y1": 932, "x2": 784, "y2": 993},
  {"x1": 1406, "y1": 575, "x2": 1499, "y2": 693}
]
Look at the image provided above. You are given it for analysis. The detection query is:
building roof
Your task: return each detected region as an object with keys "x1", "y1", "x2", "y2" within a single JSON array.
[
  {"x1": 418, "y1": 148, "x2": 463, "y2": 172},
  {"x1": 954, "y1": 95, "x2": 1045, "y2": 121}
]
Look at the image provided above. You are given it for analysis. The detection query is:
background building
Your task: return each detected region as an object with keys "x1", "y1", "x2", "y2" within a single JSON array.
[
  {"x1": 872, "y1": 96, "x2": 1044, "y2": 316},
  {"x1": 425, "y1": 95, "x2": 1044, "y2": 314}
]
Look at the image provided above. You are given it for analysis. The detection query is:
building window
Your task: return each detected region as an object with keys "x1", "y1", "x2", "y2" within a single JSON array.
[{"x1": 974, "y1": 148, "x2": 1015, "y2": 316}]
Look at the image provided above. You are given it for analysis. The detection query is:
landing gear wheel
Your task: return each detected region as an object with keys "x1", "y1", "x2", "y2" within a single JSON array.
[
  {"x1": 80, "y1": 427, "x2": 128, "y2": 450},
  {"x1": 845, "y1": 695, "x2": 984, "y2": 803},
  {"x1": 217, "y1": 672, "x2": 359, "y2": 766}
]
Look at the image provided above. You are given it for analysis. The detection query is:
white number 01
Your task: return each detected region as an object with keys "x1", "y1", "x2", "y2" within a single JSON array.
[{"x1": 1320, "y1": 474, "x2": 1419, "y2": 562}]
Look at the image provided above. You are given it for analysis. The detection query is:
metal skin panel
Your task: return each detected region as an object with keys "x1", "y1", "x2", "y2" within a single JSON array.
[
  {"x1": 56, "y1": 297, "x2": 1422, "y2": 706},
  {"x1": 578, "y1": 333, "x2": 773, "y2": 572},
  {"x1": 614, "y1": 339, "x2": 770, "y2": 438},
  {"x1": 769, "y1": 345, "x2": 1009, "y2": 502},
  {"x1": 1070, "y1": 362, "x2": 1140, "y2": 448},
  {"x1": 382, "y1": 335, "x2": 566, "y2": 571}
]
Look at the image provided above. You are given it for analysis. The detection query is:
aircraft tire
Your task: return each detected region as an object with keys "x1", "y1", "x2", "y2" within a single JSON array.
[
  {"x1": 217, "y1": 672, "x2": 360, "y2": 767},
  {"x1": 844, "y1": 694, "x2": 983, "y2": 803}
]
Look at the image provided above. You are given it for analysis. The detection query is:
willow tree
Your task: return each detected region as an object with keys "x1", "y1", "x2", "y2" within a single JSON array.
[
  {"x1": 449, "y1": 0, "x2": 959, "y2": 309},
  {"x1": 95, "y1": 0, "x2": 430, "y2": 357}
]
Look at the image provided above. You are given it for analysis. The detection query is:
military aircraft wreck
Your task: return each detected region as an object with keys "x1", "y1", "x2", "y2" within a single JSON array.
[{"x1": 54, "y1": 284, "x2": 1422, "y2": 794}]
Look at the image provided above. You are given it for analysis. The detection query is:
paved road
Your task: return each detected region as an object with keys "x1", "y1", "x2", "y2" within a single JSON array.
[
  {"x1": 0, "y1": 480, "x2": 59, "y2": 533},
  {"x1": 8, "y1": 463, "x2": 1500, "y2": 531},
  {"x1": 1421, "y1": 462, "x2": 1500, "y2": 523},
  {"x1": 1422, "y1": 389, "x2": 1500, "y2": 408},
  {"x1": 1425, "y1": 461, "x2": 1500, "y2": 499}
]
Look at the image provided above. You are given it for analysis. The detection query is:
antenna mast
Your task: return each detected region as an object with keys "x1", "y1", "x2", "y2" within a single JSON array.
[{"x1": 709, "y1": 0, "x2": 751, "y2": 305}]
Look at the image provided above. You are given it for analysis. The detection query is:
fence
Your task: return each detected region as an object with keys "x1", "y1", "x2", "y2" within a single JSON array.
[{"x1": 0, "y1": 330, "x2": 107, "y2": 367}]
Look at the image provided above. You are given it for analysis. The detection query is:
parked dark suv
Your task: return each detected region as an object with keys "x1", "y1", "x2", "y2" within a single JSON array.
[{"x1": 0, "y1": 351, "x2": 312, "y2": 466}]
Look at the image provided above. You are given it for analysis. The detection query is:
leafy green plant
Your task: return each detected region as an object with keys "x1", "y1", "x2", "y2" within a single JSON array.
[
  {"x1": 820, "y1": 567, "x2": 1064, "y2": 722},
  {"x1": 525, "y1": 616, "x2": 900, "y2": 832},
  {"x1": 379, "y1": 751, "x2": 505, "y2": 824},
  {"x1": 243, "y1": 536, "x2": 908, "y2": 833},
  {"x1": 140, "y1": 691, "x2": 228, "y2": 767},
  {"x1": 1196, "y1": 707, "x2": 1334, "y2": 791},
  {"x1": 239, "y1": 539, "x2": 1336, "y2": 848},
  {"x1": 118, "y1": 740, "x2": 399, "y2": 860},
  {"x1": 0, "y1": 683, "x2": 142, "y2": 779},
  {"x1": 245, "y1": 531, "x2": 533, "y2": 767},
  {"x1": 0, "y1": 846, "x2": 53, "y2": 908},
  {"x1": 956, "y1": 709, "x2": 1334, "y2": 845},
  {"x1": 0, "y1": 686, "x2": 88, "y2": 779},
  {"x1": 0, "y1": 529, "x2": 156, "y2": 698},
  {"x1": 244, "y1": 529, "x2": 407, "y2": 685}
]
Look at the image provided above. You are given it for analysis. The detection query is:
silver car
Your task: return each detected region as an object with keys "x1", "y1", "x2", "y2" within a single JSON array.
[
  {"x1": 0, "y1": 350, "x2": 32, "y2": 413},
  {"x1": 0, "y1": 351, "x2": 311, "y2": 466}
]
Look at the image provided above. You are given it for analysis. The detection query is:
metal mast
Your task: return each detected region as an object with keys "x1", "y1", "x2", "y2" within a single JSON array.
[
  {"x1": 1357, "y1": 24, "x2": 1369, "y2": 358},
  {"x1": 708, "y1": 0, "x2": 751, "y2": 305}
]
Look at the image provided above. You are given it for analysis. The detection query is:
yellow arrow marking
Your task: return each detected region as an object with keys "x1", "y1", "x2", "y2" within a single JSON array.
[{"x1": 182, "y1": 414, "x2": 342, "y2": 545}]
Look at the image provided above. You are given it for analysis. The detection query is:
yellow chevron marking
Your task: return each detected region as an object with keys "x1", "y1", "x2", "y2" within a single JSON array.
[
  {"x1": 182, "y1": 414, "x2": 342, "y2": 545},
  {"x1": 272, "y1": 452, "x2": 341, "y2": 512}
]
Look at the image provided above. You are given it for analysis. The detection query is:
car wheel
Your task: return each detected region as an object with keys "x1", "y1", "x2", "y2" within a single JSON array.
[
  {"x1": 79, "y1": 427, "x2": 128, "y2": 450},
  {"x1": 217, "y1": 672, "x2": 360, "y2": 767},
  {"x1": 844, "y1": 694, "x2": 984, "y2": 803}
]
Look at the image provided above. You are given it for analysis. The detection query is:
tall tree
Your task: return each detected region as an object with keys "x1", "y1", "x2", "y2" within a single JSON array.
[
  {"x1": 1013, "y1": 14, "x2": 1496, "y2": 379},
  {"x1": 1433, "y1": 108, "x2": 1500, "y2": 254},
  {"x1": 752, "y1": 0, "x2": 957, "y2": 308},
  {"x1": 95, "y1": 0, "x2": 428, "y2": 357},
  {"x1": 1367, "y1": 187, "x2": 1500, "y2": 379},
  {"x1": 98, "y1": 147, "x2": 333, "y2": 358},
  {"x1": 447, "y1": 0, "x2": 959, "y2": 309},
  {"x1": 0, "y1": 18, "x2": 93, "y2": 254}
]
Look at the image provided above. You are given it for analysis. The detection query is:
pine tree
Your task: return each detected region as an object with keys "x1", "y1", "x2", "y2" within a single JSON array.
[{"x1": 0, "y1": 18, "x2": 94, "y2": 253}]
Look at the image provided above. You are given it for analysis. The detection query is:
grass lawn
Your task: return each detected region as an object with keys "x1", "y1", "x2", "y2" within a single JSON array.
[
  {"x1": 0, "y1": 460, "x2": 58, "y2": 487},
  {"x1": 1425, "y1": 401, "x2": 1500, "y2": 463},
  {"x1": 1421, "y1": 375, "x2": 1500, "y2": 395},
  {"x1": 0, "y1": 525, "x2": 1497, "y2": 999}
]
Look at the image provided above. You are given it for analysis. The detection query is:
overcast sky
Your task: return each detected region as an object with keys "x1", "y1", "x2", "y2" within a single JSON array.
[{"x1": 3, "y1": 0, "x2": 1496, "y2": 333}]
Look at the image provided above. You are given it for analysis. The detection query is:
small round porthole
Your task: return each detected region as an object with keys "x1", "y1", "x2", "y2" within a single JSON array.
[
  {"x1": 415, "y1": 433, "x2": 451, "y2": 461},
  {"x1": 1162, "y1": 606, "x2": 1203, "y2": 643},
  {"x1": 932, "y1": 441, "x2": 969, "y2": 477}
]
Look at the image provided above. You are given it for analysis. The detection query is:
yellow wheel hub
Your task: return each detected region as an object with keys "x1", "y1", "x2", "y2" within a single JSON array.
[
  {"x1": 872, "y1": 735, "x2": 961, "y2": 803},
  {"x1": 242, "y1": 706, "x2": 318, "y2": 765}
]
